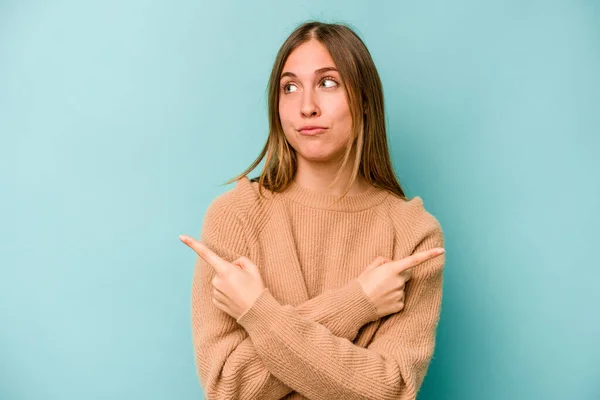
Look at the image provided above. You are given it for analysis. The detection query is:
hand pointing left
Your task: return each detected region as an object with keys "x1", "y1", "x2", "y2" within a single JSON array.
[{"x1": 179, "y1": 234, "x2": 266, "y2": 321}]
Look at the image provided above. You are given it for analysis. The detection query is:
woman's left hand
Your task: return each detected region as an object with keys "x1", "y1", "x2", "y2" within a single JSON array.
[{"x1": 179, "y1": 234, "x2": 266, "y2": 320}]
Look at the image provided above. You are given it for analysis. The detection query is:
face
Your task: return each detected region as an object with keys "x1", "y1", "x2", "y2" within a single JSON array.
[{"x1": 278, "y1": 39, "x2": 353, "y2": 163}]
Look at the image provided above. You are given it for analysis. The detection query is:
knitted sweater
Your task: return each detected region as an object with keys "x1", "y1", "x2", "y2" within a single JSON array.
[{"x1": 191, "y1": 176, "x2": 445, "y2": 400}]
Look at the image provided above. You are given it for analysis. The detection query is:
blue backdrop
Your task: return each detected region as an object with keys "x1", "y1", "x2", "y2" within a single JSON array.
[{"x1": 1, "y1": 1, "x2": 599, "y2": 399}]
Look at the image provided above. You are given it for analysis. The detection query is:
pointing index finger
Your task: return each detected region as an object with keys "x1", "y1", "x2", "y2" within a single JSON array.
[
  {"x1": 391, "y1": 248, "x2": 445, "y2": 274},
  {"x1": 180, "y1": 235, "x2": 229, "y2": 274}
]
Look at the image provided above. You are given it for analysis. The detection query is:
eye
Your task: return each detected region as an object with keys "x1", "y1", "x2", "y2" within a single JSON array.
[
  {"x1": 280, "y1": 77, "x2": 338, "y2": 94},
  {"x1": 320, "y1": 77, "x2": 338, "y2": 88},
  {"x1": 281, "y1": 82, "x2": 297, "y2": 94}
]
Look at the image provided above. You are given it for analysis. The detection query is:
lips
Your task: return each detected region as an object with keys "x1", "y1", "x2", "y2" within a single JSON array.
[{"x1": 298, "y1": 126, "x2": 327, "y2": 135}]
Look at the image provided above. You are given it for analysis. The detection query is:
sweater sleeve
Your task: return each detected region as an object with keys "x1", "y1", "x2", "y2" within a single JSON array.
[
  {"x1": 294, "y1": 278, "x2": 380, "y2": 341},
  {"x1": 191, "y1": 193, "x2": 381, "y2": 400},
  {"x1": 235, "y1": 211, "x2": 445, "y2": 400}
]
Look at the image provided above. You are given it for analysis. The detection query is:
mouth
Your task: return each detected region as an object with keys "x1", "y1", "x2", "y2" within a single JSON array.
[{"x1": 298, "y1": 127, "x2": 327, "y2": 136}]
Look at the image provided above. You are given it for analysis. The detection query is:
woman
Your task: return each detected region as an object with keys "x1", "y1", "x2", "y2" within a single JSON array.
[{"x1": 180, "y1": 21, "x2": 446, "y2": 400}]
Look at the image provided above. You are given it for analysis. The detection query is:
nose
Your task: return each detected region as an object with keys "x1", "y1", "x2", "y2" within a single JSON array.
[{"x1": 300, "y1": 88, "x2": 320, "y2": 118}]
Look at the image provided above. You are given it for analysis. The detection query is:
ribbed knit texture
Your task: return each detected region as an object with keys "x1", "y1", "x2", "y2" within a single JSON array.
[{"x1": 191, "y1": 176, "x2": 445, "y2": 400}]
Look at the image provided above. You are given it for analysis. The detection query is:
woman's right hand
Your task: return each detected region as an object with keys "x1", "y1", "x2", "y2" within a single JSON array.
[{"x1": 357, "y1": 248, "x2": 445, "y2": 318}]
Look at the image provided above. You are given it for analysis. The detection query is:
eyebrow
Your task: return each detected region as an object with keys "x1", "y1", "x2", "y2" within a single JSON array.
[{"x1": 280, "y1": 67, "x2": 338, "y2": 79}]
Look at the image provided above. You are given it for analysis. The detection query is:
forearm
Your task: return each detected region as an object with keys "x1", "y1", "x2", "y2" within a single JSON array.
[
  {"x1": 292, "y1": 278, "x2": 379, "y2": 341},
  {"x1": 236, "y1": 289, "x2": 406, "y2": 400},
  {"x1": 235, "y1": 258, "x2": 444, "y2": 400},
  {"x1": 196, "y1": 278, "x2": 379, "y2": 400}
]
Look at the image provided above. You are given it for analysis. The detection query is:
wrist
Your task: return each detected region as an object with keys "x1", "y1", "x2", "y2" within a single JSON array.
[{"x1": 322, "y1": 280, "x2": 380, "y2": 329}]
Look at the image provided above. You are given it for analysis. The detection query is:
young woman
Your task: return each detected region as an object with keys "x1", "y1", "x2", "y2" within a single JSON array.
[{"x1": 180, "y1": 21, "x2": 446, "y2": 400}]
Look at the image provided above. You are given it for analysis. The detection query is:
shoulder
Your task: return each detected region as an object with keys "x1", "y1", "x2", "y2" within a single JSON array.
[
  {"x1": 202, "y1": 175, "x2": 274, "y2": 238},
  {"x1": 379, "y1": 194, "x2": 445, "y2": 280},
  {"x1": 380, "y1": 194, "x2": 444, "y2": 249}
]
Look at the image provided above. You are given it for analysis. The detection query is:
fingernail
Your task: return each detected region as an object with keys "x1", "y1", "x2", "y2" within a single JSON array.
[{"x1": 179, "y1": 235, "x2": 187, "y2": 242}]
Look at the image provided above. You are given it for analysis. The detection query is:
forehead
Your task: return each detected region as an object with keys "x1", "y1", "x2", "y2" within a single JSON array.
[{"x1": 282, "y1": 40, "x2": 336, "y2": 74}]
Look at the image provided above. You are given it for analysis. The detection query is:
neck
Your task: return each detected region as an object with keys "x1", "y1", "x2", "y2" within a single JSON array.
[{"x1": 293, "y1": 149, "x2": 369, "y2": 196}]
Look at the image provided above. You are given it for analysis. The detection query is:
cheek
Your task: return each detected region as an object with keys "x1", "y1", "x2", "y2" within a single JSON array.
[
  {"x1": 278, "y1": 100, "x2": 294, "y2": 129},
  {"x1": 324, "y1": 90, "x2": 350, "y2": 115},
  {"x1": 328, "y1": 96, "x2": 353, "y2": 132},
  {"x1": 278, "y1": 101, "x2": 297, "y2": 145}
]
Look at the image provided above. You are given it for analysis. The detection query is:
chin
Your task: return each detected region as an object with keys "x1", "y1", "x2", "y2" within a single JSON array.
[{"x1": 298, "y1": 149, "x2": 341, "y2": 163}]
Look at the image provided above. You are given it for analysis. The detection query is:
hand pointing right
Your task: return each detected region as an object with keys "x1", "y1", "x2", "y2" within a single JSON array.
[{"x1": 357, "y1": 248, "x2": 445, "y2": 318}]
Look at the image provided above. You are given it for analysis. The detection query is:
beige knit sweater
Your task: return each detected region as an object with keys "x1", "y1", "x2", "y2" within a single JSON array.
[{"x1": 191, "y1": 176, "x2": 445, "y2": 400}]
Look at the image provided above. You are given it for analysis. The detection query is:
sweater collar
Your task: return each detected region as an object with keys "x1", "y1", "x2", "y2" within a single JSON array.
[{"x1": 280, "y1": 179, "x2": 389, "y2": 212}]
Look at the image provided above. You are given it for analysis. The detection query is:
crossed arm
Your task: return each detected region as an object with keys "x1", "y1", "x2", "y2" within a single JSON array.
[
  {"x1": 192, "y1": 251, "x2": 380, "y2": 400},
  {"x1": 191, "y1": 202, "x2": 444, "y2": 400}
]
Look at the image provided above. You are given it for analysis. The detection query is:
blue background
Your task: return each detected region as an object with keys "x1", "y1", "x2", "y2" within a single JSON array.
[{"x1": 1, "y1": 1, "x2": 599, "y2": 399}]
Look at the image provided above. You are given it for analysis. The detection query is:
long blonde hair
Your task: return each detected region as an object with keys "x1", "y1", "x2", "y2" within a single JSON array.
[{"x1": 224, "y1": 21, "x2": 407, "y2": 202}]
